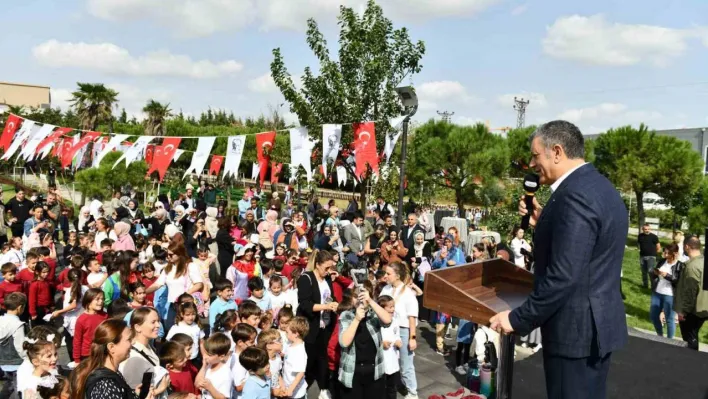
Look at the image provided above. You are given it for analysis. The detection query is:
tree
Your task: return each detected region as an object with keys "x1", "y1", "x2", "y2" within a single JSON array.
[
  {"x1": 594, "y1": 124, "x2": 703, "y2": 232},
  {"x1": 407, "y1": 121, "x2": 509, "y2": 213},
  {"x1": 75, "y1": 151, "x2": 147, "y2": 200},
  {"x1": 118, "y1": 108, "x2": 128, "y2": 124},
  {"x1": 271, "y1": 0, "x2": 425, "y2": 209},
  {"x1": 143, "y1": 100, "x2": 172, "y2": 136},
  {"x1": 70, "y1": 83, "x2": 118, "y2": 131},
  {"x1": 687, "y1": 177, "x2": 708, "y2": 234},
  {"x1": 370, "y1": 165, "x2": 400, "y2": 204}
]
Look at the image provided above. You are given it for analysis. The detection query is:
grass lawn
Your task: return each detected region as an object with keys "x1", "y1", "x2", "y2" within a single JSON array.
[{"x1": 622, "y1": 235, "x2": 708, "y2": 343}]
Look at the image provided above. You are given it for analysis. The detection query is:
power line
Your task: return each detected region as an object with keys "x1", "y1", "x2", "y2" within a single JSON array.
[
  {"x1": 513, "y1": 97, "x2": 529, "y2": 128},
  {"x1": 437, "y1": 110, "x2": 454, "y2": 123}
]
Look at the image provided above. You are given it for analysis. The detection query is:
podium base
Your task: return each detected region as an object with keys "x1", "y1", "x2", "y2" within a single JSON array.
[{"x1": 496, "y1": 334, "x2": 515, "y2": 399}]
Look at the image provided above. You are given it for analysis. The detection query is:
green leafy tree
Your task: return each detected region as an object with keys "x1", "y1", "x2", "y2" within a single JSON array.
[
  {"x1": 371, "y1": 165, "x2": 400, "y2": 204},
  {"x1": 143, "y1": 100, "x2": 172, "y2": 136},
  {"x1": 71, "y1": 83, "x2": 119, "y2": 167},
  {"x1": 75, "y1": 151, "x2": 147, "y2": 200},
  {"x1": 271, "y1": 0, "x2": 425, "y2": 209},
  {"x1": 594, "y1": 124, "x2": 703, "y2": 232},
  {"x1": 407, "y1": 121, "x2": 509, "y2": 213},
  {"x1": 118, "y1": 108, "x2": 128, "y2": 124},
  {"x1": 687, "y1": 177, "x2": 708, "y2": 233}
]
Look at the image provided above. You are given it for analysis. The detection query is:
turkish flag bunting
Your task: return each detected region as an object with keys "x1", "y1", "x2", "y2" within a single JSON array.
[
  {"x1": 270, "y1": 162, "x2": 283, "y2": 183},
  {"x1": 148, "y1": 138, "x2": 181, "y2": 182},
  {"x1": 255, "y1": 131, "x2": 276, "y2": 186},
  {"x1": 352, "y1": 122, "x2": 379, "y2": 178},
  {"x1": 36, "y1": 127, "x2": 73, "y2": 155},
  {"x1": 61, "y1": 131, "x2": 101, "y2": 168},
  {"x1": 144, "y1": 145, "x2": 156, "y2": 165},
  {"x1": 0, "y1": 114, "x2": 23, "y2": 151},
  {"x1": 209, "y1": 155, "x2": 224, "y2": 176}
]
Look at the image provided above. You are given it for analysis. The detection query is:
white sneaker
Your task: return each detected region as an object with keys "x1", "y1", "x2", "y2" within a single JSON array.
[
  {"x1": 455, "y1": 365, "x2": 466, "y2": 375},
  {"x1": 319, "y1": 390, "x2": 332, "y2": 399},
  {"x1": 404, "y1": 394, "x2": 419, "y2": 399}
]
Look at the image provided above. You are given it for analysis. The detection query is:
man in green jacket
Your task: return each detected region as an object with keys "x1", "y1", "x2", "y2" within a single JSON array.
[{"x1": 673, "y1": 236, "x2": 708, "y2": 350}]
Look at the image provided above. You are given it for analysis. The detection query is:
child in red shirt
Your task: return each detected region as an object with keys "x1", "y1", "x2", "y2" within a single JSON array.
[
  {"x1": 28, "y1": 261, "x2": 53, "y2": 322},
  {"x1": 16, "y1": 253, "x2": 39, "y2": 292},
  {"x1": 56, "y1": 255, "x2": 89, "y2": 290},
  {"x1": 128, "y1": 281, "x2": 153, "y2": 309},
  {"x1": 159, "y1": 341, "x2": 198, "y2": 395},
  {"x1": 0, "y1": 263, "x2": 23, "y2": 309},
  {"x1": 73, "y1": 288, "x2": 108, "y2": 363},
  {"x1": 141, "y1": 262, "x2": 158, "y2": 304},
  {"x1": 35, "y1": 246, "x2": 57, "y2": 287}
]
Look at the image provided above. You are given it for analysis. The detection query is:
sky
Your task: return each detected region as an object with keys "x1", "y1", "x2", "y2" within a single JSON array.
[{"x1": 3, "y1": 0, "x2": 708, "y2": 135}]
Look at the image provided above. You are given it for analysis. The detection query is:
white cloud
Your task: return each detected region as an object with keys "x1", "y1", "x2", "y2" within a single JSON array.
[
  {"x1": 510, "y1": 4, "x2": 527, "y2": 16},
  {"x1": 32, "y1": 40, "x2": 243, "y2": 79},
  {"x1": 556, "y1": 103, "x2": 664, "y2": 134},
  {"x1": 50, "y1": 88, "x2": 73, "y2": 111},
  {"x1": 557, "y1": 103, "x2": 627, "y2": 123},
  {"x1": 416, "y1": 80, "x2": 480, "y2": 111},
  {"x1": 86, "y1": 0, "x2": 500, "y2": 36},
  {"x1": 497, "y1": 92, "x2": 547, "y2": 109},
  {"x1": 455, "y1": 116, "x2": 484, "y2": 126},
  {"x1": 543, "y1": 15, "x2": 698, "y2": 67},
  {"x1": 248, "y1": 73, "x2": 279, "y2": 94}
]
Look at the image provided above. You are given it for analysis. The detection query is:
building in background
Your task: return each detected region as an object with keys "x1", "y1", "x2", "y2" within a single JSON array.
[
  {"x1": 586, "y1": 127, "x2": 708, "y2": 173},
  {"x1": 0, "y1": 81, "x2": 51, "y2": 113}
]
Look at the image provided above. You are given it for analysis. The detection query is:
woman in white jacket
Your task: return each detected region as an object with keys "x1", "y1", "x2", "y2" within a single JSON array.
[{"x1": 510, "y1": 226, "x2": 531, "y2": 268}]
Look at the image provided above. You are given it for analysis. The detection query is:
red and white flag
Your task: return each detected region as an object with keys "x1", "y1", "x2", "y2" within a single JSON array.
[
  {"x1": 0, "y1": 114, "x2": 22, "y2": 152},
  {"x1": 352, "y1": 122, "x2": 378, "y2": 178},
  {"x1": 209, "y1": 155, "x2": 224, "y2": 176},
  {"x1": 255, "y1": 131, "x2": 276, "y2": 186},
  {"x1": 148, "y1": 137, "x2": 181, "y2": 182},
  {"x1": 61, "y1": 131, "x2": 101, "y2": 168}
]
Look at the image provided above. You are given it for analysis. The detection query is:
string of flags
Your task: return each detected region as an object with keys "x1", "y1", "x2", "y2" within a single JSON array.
[{"x1": 0, "y1": 113, "x2": 406, "y2": 186}]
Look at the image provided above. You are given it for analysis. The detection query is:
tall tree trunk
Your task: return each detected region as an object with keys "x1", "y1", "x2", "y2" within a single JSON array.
[
  {"x1": 635, "y1": 190, "x2": 645, "y2": 235},
  {"x1": 456, "y1": 189, "x2": 464, "y2": 218},
  {"x1": 359, "y1": 177, "x2": 368, "y2": 212}
]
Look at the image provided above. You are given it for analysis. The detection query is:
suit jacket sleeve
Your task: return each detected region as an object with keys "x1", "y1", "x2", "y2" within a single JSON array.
[
  {"x1": 509, "y1": 191, "x2": 599, "y2": 335},
  {"x1": 298, "y1": 273, "x2": 316, "y2": 318}
]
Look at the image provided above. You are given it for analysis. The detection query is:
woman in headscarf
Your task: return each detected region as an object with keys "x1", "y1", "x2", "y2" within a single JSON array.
[
  {"x1": 114, "y1": 206, "x2": 132, "y2": 225},
  {"x1": 74, "y1": 206, "x2": 96, "y2": 234},
  {"x1": 126, "y1": 199, "x2": 144, "y2": 224},
  {"x1": 172, "y1": 204, "x2": 186, "y2": 227},
  {"x1": 204, "y1": 207, "x2": 219, "y2": 237},
  {"x1": 411, "y1": 230, "x2": 433, "y2": 322},
  {"x1": 142, "y1": 208, "x2": 171, "y2": 238},
  {"x1": 240, "y1": 210, "x2": 258, "y2": 236},
  {"x1": 276, "y1": 218, "x2": 305, "y2": 250},
  {"x1": 257, "y1": 210, "x2": 279, "y2": 241},
  {"x1": 112, "y1": 221, "x2": 135, "y2": 251},
  {"x1": 432, "y1": 234, "x2": 466, "y2": 270}
]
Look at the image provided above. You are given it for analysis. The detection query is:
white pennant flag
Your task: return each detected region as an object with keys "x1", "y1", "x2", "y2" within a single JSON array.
[
  {"x1": 322, "y1": 124, "x2": 342, "y2": 177},
  {"x1": 290, "y1": 127, "x2": 314, "y2": 182},
  {"x1": 223, "y1": 136, "x2": 246, "y2": 180},
  {"x1": 113, "y1": 136, "x2": 154, "y2": 169},
  {"x1": 21, "y1": 124, "x2": 55, "y2": 161},
  {"x1": 289, "y1": 164, "x2": 299, "y2": 183},
  {"x1": 173, "y1": 149, "x2": 185, "y2": 162},
  {"x1": 383, "y1": 116, "x2": 406, "y2": 163},
  {"x1": 336, "y1": 165, "x2": 347, "y2": 187},
  {"x1": 94, "y1": 134, "x2": 130, "y2": 167},
  {"x1": 183, "y1": 137, "x2": 215, "y2": 178},
  {"x1": 251, "y1": 163, "x2": 260, "y2": 180},
  {"x1": 3, "y1": 120, "x2": 36, "y2": 160}
]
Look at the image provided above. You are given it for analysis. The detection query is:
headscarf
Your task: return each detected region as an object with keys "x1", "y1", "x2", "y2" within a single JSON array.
[
  {"x1": 114, "y1": 221, "x2": 130, "y2": 237},
  {"x1": 127, "y1": 200, "x2": 139, "y2": 218},
  {"x1": 173, "y1": 205, "x2": 185, "y2": 223},
  {"x1": 78, "y1": 206, "x2": 91, "y2": 231},
  {"x1": 164, "y1": 224, "x2": 180, "y2": 239},
  {"x1": 205, "y1": 207, "x2": 219, "y2": 237},
  {"x1": 154, "y1": 208, "x2": 168, "y2": 220},
  {"x1": 413, "y1": 231, "x2": 428, "y2": 257}
]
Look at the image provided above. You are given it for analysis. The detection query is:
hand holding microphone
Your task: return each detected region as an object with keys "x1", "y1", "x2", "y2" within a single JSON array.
[{"x1": 520, "y1": 173, "x2": 541, "y2": 229}]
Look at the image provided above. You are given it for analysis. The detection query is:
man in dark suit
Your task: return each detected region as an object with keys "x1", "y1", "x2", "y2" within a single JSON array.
[
  {"x1": 400, "y1": 213, "x2": 426, "y2": 257},
  {"x1": 490, "y1": 120, "x2": 628, "y2": 399}
]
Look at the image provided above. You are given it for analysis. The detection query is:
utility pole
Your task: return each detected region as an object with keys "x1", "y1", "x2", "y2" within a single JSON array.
[
  {"x1": 513, "y1": 97, "x2": 530, "y2": 128},
  {"x1": 437, "y1": 110, "x2": 454, "y2": 123}
]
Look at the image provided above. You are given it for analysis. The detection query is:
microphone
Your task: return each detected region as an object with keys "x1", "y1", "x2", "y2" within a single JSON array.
[{"x1": 521, "y1": 174, "x2": 540, "y2": 230}]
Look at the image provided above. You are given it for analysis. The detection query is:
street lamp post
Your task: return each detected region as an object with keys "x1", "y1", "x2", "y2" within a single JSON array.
[{"x1": 394, "y1": 86, "x2": 418, "y2": 228}]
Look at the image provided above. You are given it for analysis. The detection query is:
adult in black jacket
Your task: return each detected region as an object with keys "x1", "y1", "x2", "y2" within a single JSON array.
[
  {"x1": 400, "y1": 213, "x2": 426, "y2": 257},
  {"x1": 141, "y1": 209, "x2": 171, "y2": 238},
  {"x1": 297, "y1": 249, "x2": 338, "y2": 391},
  {"x1": 215, "y1": 217, "x2": 236, "y2": 278}
]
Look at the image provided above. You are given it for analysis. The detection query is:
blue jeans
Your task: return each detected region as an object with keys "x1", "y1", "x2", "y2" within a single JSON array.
[
  {"x1": 399, "y1": 327, "x2": 417, "y2": 395},
  {"x1": 650, "y1": 292, "x2": 675, "y2": 338}
]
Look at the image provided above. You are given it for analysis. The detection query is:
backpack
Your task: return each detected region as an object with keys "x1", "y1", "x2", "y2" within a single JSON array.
[{"x1": 109, "y1": 276, "x2": 121, "y2": 301}]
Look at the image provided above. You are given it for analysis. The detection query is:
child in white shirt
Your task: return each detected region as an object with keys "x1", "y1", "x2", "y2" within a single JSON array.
[
  {"x1": 378, "y1": 295, "x2": 402, "y2": 399},
  {"x1": 283, "y1": 316, "x2": 308, "y2": 399},
  {"x1": 197, "y1": 333, "x2": 232, "y2": 399}
]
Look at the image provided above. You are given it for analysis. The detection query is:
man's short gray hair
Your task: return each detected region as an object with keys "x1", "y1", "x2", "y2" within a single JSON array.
[{"x1": 529, "y1": 120, "x2": 585, "y2": 160}]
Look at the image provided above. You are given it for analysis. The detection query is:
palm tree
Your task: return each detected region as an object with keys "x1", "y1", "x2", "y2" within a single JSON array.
[
  {"x1": 70, "y1": 83, "x2": 119, "y2": 131},
  {"x1": 6, "y1": 105, "x2": 26, "y2": 116},
  {"x1": 70, "y1": 83, "x2": 119, "y2": 169},
  {"x1": 143, "y1": 100, "x2": 172, "y2": 136}
]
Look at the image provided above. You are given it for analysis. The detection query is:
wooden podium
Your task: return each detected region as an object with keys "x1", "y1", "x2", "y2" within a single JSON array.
[{"x1": 424, "y1": 259, "x2": 534, "y2": 399}]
